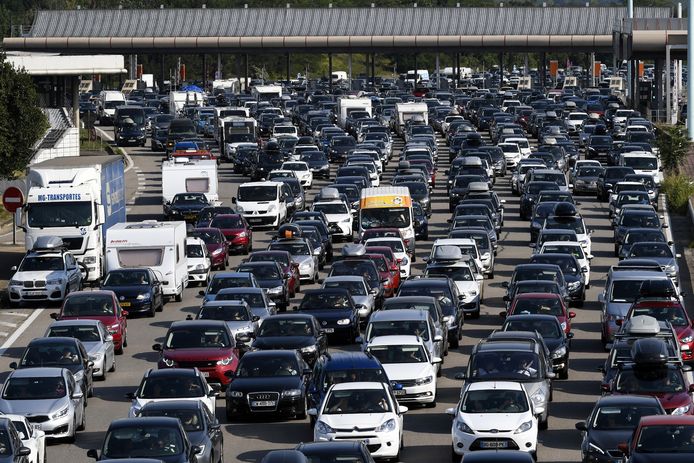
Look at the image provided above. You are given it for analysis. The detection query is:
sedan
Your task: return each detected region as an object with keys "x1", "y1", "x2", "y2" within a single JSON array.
[
  {"x1": 4, "y1": 414, "x2": 46, "y2": 463},
  {"x1": 235, "y1": 261, "x2": 289, "y2": 311},
  {"x1": 209, "y1": 214, "x2": 252, "y2": 255},
  {"x1": 245, "y1": 250, "x2": 301, "y2": 298},
  {"x1": 294, "y1": 289, "x2": 360, "y2": 344},
  {"x1": 189, "y1": 228, "x2": 230, "y2": 270},
  {"x1": 249, "y1": 314, "x2": 327, "y2": 367},
  {"x1": 100, "y1": 268, "x2": 164, "y2": 317},
  {"x1": 44, "y1": 320, "x2": 115, "y2": 381}
]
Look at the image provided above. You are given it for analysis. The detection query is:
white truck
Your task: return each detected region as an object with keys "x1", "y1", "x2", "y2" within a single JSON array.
[
  {"x1": 162, "y1": 158, "x2": 219, "y2": 206},
  {"x1": 251, "y1": 85, "x2": 282, "y2": 102},
  {"x1": 212, "y1": 78, "x2": 241, "y2": 94},
  {"x1": 220, "y1": 117, "x2": 257, "y2": 161},
  {"x1": 169, "y1": 90, "x2": 204, "y2": 116},
  {"x1": 337, "y1": 97, "x2": 373, "y2": 129},
  {"x1": 22, "y1": 155, "x2": 126, "y2": 285},
  {"x1": 98, "y1": 90, "x2": 126, "y2": 124},
  {"x1": 395, "y1": 102, "x2": 429, "y2": 137},
  {"x1": 105, "y1": 220, "x2": 188, "y2": 302}
]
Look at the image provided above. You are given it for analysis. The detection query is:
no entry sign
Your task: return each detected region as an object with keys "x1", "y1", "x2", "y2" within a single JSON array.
[{"x1": 2, "y1": 187, "x2": 24, "y2": 213}]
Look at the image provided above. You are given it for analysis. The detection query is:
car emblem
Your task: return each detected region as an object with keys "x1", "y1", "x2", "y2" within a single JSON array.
[
  {"x1": 490, "y1": 429, "x2": 499, "y2": 434},
  {"x1": 119, "y1": 296, "x2": 125, "y2": 301},
  {"x1": 353, "y1": 426, "x2": 361, "y2": 432},
  {"x1": 321, "y1": 321, "x2": 327, "y2": 326}
]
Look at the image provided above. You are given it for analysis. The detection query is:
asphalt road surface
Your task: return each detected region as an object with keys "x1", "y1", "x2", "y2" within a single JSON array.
[{"x1": 2, "y1": 129, "x2": 630, "y2": 463}]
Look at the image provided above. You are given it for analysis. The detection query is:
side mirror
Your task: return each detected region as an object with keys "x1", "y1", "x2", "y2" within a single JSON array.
[
  {"x1": 445, "y1": 407, "x2": 457, "y2": 417},
  {"x1": 125, "y1": 392, "x2": 136, "y2": 400},
  {"x1": 186, "y1": 314, "x2": 193, "y2": 320},
  {"x1": 575, "y1": 421, "x2": 588, "y2": 431},
  {"x1": 567, "y1": 332, "x2": 574, "y2": 339},
  {"x1": 49, "y1": 313, "x2": 59, "y2": 320},
  {"x1": 676, "y1": 253, "x2": 682, "y2": 259},
  {"x1": 688, "y1": 384, "x2": 694, "y2": 393},
  {"x1": 198, "y1": 290, "x2": 206, "y2": 297},
  {"x1": 662, "y1": 224, "x2": 669, "y2": 228},
  {"x1": 236, "y1": 333, "x2": 252, "y2": 343},
  {"x1": 432, "y1": 356, "x2": 443, "y2": 364},
  {"x1": 433, "y1": 334, "x2": 443, "y2": 342},
  {"x1": 10, "y1": 266, "x2": 17, "y2": 272},
  {"x1": 105, "y1": 335, "x2": 113, "y2": 342},
  {"x1": 162, "y1": 280, "x2": 169, "y2": 285},
  {"x1": 17, "y1": 447, "x2": 31, "y2": 457},
  {"x1": 600, "y1": 383, "x2": 611, "y2": 392},
  {"x1": 303, "y1": 368, "x2": 312, "y2": 376},
  {"x1": 307, "y1": 408, "x2": 318, "y2": 416},
  {"x1": 454, "y1": 372, "x2": 467, "y2": 380},
  {"x1": 476, "y1": 274, "x2": 484, "y2": 281},
  {"x1": 9, "y1": 362, "x2": 17, "y2": 370},
  {"x1": 534, "y1": 405, "x2": 545, "y2": 416},
  {"x1": 501, "y1": 281, "x2": 509, "y2": 288},
  {"x1": 586, "y1": 254, "x2": 594, "y2": 260},
  {"x1": 398, "y1": 405, "x2": 409, "y2": 414},
  {"x1": 192, "y1": 446, "x2": 203, "y2": 455},
  {"x1": 87, "y1": 449, "x2": 99, "y2": 460},
  {"x1": 231, "y1": 197, "x2": 237, "y2": 204},
  {"x1": 568, "y1": 311, "x2": 576, "y2": 319},
  {"x1": 251, "y1": 315, "x2": 260, "y2": 322},
  {"x1": 597, "y1": 293, "x2": 605, "y2": 303},
  {"x1": 152, "y1": 343, "x2": 162, "y2": 351},
  {"x1": 72, "y1": 390, "x2": 84, "y2": 399},
  {"x1": 503, "y1": 295, "x2": 510, "y2": 302}
]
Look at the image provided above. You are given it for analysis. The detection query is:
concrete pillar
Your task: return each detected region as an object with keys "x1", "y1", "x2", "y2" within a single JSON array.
[
  {"x1": 202, "y1": 54, "x2": 208, "y2": 91},
  {"x1": 244, "y1": 54, "x2": 249, "y2": 93},
  {"x1": 499, "y1": 53, "x2": 503, "y2": 85},
  {"x1": 435, "y1": 53, "x2": 440, "y2": 90},
  {"x1": 539, "y1": 53, "x2": 546, "y2": 89},
  {"x1": 413, "y1": 54, "x2": 418, "y2": 85},
  {"x1": 371, "y1": 53, "x2": 376, "y2": 87},
  {"x1": 348, "y1": 53, "x2": 353, "y2": 91},
  {"x1": 455, "y1": 53, "x2": 460, "y2": 88},
  {"x1": 72, "y1": 76, "x2": 80, "y2": 130},
  {"x1": 667, "y1": 46, "x2": 672, "y2": 123},
  {"x1": 159, "y1": 55, "x2": 165, "y2": 93},
  {"x1": 217, "y1": 53, "x2": 222, "y2": 80},
  {"x1": 328, "y1": 53, "x2": 333, "y2": 93},
  {"x1": 286, "y1": 53, "x2": 291, "y2": 82},
  {"x1": 655, "y1": 58, "x2": 664, "y2": 119}
]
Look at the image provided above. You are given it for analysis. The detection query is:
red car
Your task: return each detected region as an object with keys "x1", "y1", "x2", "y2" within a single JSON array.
[
  {"x1": 209, "y1": 214, "x2": 252, "y2": 255},
  {"x1": 618, "y1": 415, "x2": 694, "y2": 461},
  {"x1": 189, "y1": 227, "x2": 229, "y2": 270},
  {"x1": 365, "y1": 247, "x2": 401, "y2": 296},
  {"x1": 51, "y1": 290, "x2": 128, "y2": 354},
  {"x1": 245, "y1": 250, "x2": 300, "y2": 297},
  {"x1": 502, "y1": 293, "x2": 576, "y2": 335},
  {"x1": 627, "y1": 298, "x2": 694, "y2": 363},
  {"x1": 153, "y1": 320, "x2": 240, "y2": 388}
]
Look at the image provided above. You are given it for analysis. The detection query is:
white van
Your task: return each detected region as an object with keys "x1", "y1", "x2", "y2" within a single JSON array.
[
  {"x1": 619, "y1": 152, "x2": 662, "y2": 185},
  {"x1": 161, "y1": 158, "x2": 219, "y2": 205},
  {"x1": 233, "y1": 181, "x2": 290, "y2": 228},
  {"x1": 98, "y1": 90, "x2": 126, "y2": 124},
  {"x1": 105, "y1": 221, "x2": 188, "y2": 301}
]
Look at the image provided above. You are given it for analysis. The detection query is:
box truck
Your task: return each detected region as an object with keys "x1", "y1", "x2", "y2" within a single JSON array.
[
  {"x1": 23, "y1": 155, "x2": 126, "y2": 284},
  {"x1": 162, "y1": 158, "x2": 219, "y2": 205},
  {"x1": 169, "y1": 90, "x2": 204, "y2": 116},
  {"x1": 395, "y1": 102, "x2": 429, "y2": 136},
  {"x1": 105, "y1": 220, "x2": 188, "y2": 301},
  {"x1": 251, "y1": 85, "x2": 282, "y2": 102},
  {"x1": 337, "y1": 97, "x2": 373, "y2": 129}
]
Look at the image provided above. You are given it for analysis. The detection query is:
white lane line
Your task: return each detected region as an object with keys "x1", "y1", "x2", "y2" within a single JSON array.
[
  {"x1": 94, "y1": 127, "x2": 136, "y2": 173},
  {"x1": 126, "y1": 207, "x2": 132, "y2": 213},
  {"x1": 0, "y1": 321, "x2": 18, "y2": 328},
  {"x1": 0, "y1": 332, "x2": 9, "y2": 338},
  {"x1": 0, "y1": 309, "x2": 43, "y2": 357},
  {"x1": 4, "y1": 312, "x2": 28, "y2": 318}
]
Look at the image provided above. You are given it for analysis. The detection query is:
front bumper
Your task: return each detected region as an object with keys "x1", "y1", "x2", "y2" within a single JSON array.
[
  {"x1": 452, "y1": 428, "x2": 537, "y2": 455},
  {"x1": 392, "y1": 381, "x2": 436, "y2": 403},
  {"x1": 118, "y1": 298, "x2": 153, "y2": 313},
  {"x1": 158, "y1": 361, "x2": 233, "y2": 387},
  {"x1": 188, "y1": 269, "x2": 210, "y2": 282},
  {"x1": 243, "y1": 213, "x2": 279, "y2": 228},
  {"x1": 28, "y1": 412, "x2": 74, "y2": 439},
  {"x1": 8, "y1": 285, "x2": 66, "y2": 303},
  {"x1": 226, "y1": 394, "x2": 304, "y2": 417},
  {"x1": 315, "y1": 429, "x2": 400, "y2": 458}
]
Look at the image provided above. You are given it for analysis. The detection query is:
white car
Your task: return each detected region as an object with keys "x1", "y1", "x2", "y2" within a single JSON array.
[
  {"x1": 310, "y1": 382, "x2": 407, "y2": 460},
  {"x1": 364, "y1": 237, "x2": 411, "y2": 277},
  {"x1": 44, "y1": 320, "x2": 116, "y2": 381},
  {"x1": 350, "y1": 161, "x2": 380, "y2": 187},
  {"x1": 267, "y1": 169, "x2": 299, "y2": 181},
  {"x1": 311, "y1": 201, "x2": 353, "y2": 240},
  {"x1": 565, "y1": 111, "x2": 589, "y2": 134},
  {"x1": 268, "y1": 238, "x2": 319, "y2": 283},
  {"x1": 366, "y1": 335, "x2": 441, "y2": 406},
  {"x1": 281, "y1": 161, "x2": 313, "y2": 188},
  {"x1": 498, "y1": 142, "x2": 523, "y2": 168},
  {"x1": 504, "y1": 137, "x2": 532, "y2": 158},
  {"x1": 569, "y1": 159, "x2": 602, "y2": 184},
  {"x1": 447, "y1": 381, "x2": 540, "y2": 460},
  {"x1": 5, "y1": 414, "x2": 46, "y2": 463},
  {"x1": 186, "y1": 237, "x2": 211, "y2": 285},
  {"x1": 539, "y1": 241, "x2": 592, "y2": 288}
]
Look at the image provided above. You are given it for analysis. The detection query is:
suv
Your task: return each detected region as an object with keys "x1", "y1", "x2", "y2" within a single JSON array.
[{"x1": 8, "y1": 237, "x2": 83, "y2": 307}]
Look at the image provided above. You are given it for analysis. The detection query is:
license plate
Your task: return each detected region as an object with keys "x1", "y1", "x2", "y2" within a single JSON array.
[
  {"x1": 120, "y1": 302, "x2": 131, "y2": 307},
  {"x1": 129, "y1": 139, "x2": 137, "y2": 142},
  {"x1": 480, "y1": 442, "x2": 508, "y2": 449},
  {"x1": 394, "y1": 389, "x2": 406, "y2": 396},
  {"x1": 201, "y1": 371, "x2": 209, "y2": 377},
  {"x1": 252, "y1": 401, "x2": 276, "y2": 407},
  {"x1": 323, "y1": 328, "x2": 335, "y2": 333},
  {"x1": 33, "y1": 424, "x2": 41, "y2": 430},
  {"x1": 25, "y1": 291, "x2": 44, "y2": 296}
]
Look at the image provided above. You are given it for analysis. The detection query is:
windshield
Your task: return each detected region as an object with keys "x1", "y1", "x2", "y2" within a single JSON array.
[
  {"x1": 369, "y1": 344, "x2": 428, "y2": 364},
  {"x1": 591, "y1": 405, "x2": 662, "y2": 430},
  {"x1": 104, "y1": 426, "x2": 183, "y2": 458},
  {"x1": 367, "y1": 320, "x2": 429, "y2": 341},
  {"x1": 470, "y1": 352, "x2": 541, "y2": 380},
  {"x1": 47, "y1": 325, "x2": 102, "y2": 342},
  {"x1": 300, "y1": 292, "x2": 351, "y2": 310},
  {"x1": 621, "y1": 214, "x2": 659, "y2": 228},
  {"x1": 360, "y1": 207, "x2": 411, "y2": 229},
  {"x1": 324, "y1": 280, "x2": 365, "y2": 295},
  {"x1": 629, "y1": 243, "x2": 673, "y2": 258},
  {"x1": 164, "y1": 328, "x2": 230, "y2": 349},
  {"x1": 210, "y1": 216, "x2": 243, "y2": 229},
  {"x1": 543, "y1": 245, "x2": 585, "y2": 259},
  {"x1": 632, "y1": 305, "x2": 688, "y2": 327},
  {"x1": 611, "y1": 280, "x2": 650, "y2": 302},
  {"x1": 238, "y1": 265, "x2": 281, "y2": 280},
  {"x1": 237, "y1": 185, "x2": 277, "y2": 202},
  {"x1": 186, "y1": 244, "x2": 205, "y2": 258},
  {"x1": 313, "y1": 203, "x2": 349, "y2": 215},
  {"x1": 577, "y1": 167, "x2": 603, "y2": 177},
  {"x1": 103, "y1": 270, "x2": 150, "y2": 286},
  {"x1": 198, "y1": 304, "x2": 249, "y2": 321},
  {"x1": 635, "y1": 425, "x2": 694, "y2": 453},
  {"x1": 207, "y1": 276, "x2": 252, "y2": 294},
  {"x1": 426, "y1": 266, "x2": 474, "y2": 281},
  {"x1": 62, "y1": 295, "x2": 114, "y2": 317},
  {"x1": 248, "y1": 253, "x2": 289, "y2": 267},
  {"x1": 237, "y1": 356, "x2": 300, "y2": 377},
  {"x1": 18, "y1": 256, "x2": 64, "y2": 272},
  {"x1": 19, "y1": 344, "x2": 81, "y2": 370},
  {"x1": 172, "y1": 194, "x2": 207, "y2": 205},
  {"x1": 258, "y1": 319, "x2": 312, "y2": 337},
  {"x1": 215, "y1": 291, "x2": 264, "y2": 308},
  {"x1": 268, "y1": 242, "x2": 310, "y2": 256},
  {"x1": 505, "y1": 319, "x2": 561, "y2": 338},
  {"x1": 616, "y1": 368, "x2": 684, "y2": 393},
  {"x1": 624, "y1": 157, "x2": 658, "y2": 169},
  {"x1": 324, "y1": 388, "x2": 390, "y2": 414},
  {"x1": 461, "y1": 389, "x2": 529, "y2": 413},
  {"x1": 513, "y1": 297, "x2": 563, "y2": 316},
  {"x1": 139, "y1": 409, "x2": 203, "y2": 432},
  {"x1": 3, "y1": 376, "x2": 67, "y2": 400},
  {"x1": 545, "y1": 217, "x2": 585, "y2": 234},
  {"x1": 27, "y1": 201, "x2": 92, "y2": 228}
]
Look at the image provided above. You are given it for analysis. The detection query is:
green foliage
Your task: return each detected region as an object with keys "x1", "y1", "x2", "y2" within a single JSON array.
[
  {"x1": 656, "y1": 124, "x2": 691, "y2": 173},
  {"x1": 662, "y1": 174, "x2": 694, "y2": 214},
  {"x1": 0, "y1": 53, "x2": 48, "y2": 180}
]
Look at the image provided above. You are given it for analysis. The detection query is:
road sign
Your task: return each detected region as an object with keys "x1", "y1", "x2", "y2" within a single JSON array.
[{"x1": 2, "y1": 187, "x2": 24, "y2": 213}]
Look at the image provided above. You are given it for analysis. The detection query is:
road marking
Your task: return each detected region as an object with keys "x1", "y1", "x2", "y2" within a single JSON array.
[
  {"x1": 0, "y1": 321, "x2": 18, "y2": 328},
  {"x1": 94, "y1": 127, "x2": 136, "y2": 173},
  {"x1": 126, "y1": 207, "x2": 132, "y2": 213},
  {"x1": 0, "y1": 332, "x2": 9, "y2": 338},
  {"x1": 0, "y1": 309, "x2": 43, "y2": 357},
  {"x1": 4, "y1": 312, "x2": 28, "y2": 318}
]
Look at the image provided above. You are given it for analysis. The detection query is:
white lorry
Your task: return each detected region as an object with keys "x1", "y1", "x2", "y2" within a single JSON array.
[
  {"x1": 105, "y1": 220, "x2": 188, "y2": 301},
  {"x1": 337, "y1": 97, "x2": 373, "y2": 129},
  {"x1": 220, "y1": 117, "x2": 258, "y2": 161},
  {"x1": 169, "y1": 90, "x2": 204, "y2": 116},
  {"x1": 251, "y1": 85, "x2": 282, "y2": 102},
  {"x1": 395, "y1": 102, "x2": 429, "y2": 137},
  {"x1": 162, "y1": 158, "x2": 219, "y2": 206},
  {"x1": 23, "y1": 155, "x2": 126, "y2": 285},
  {"x1": 98, "y1": 90, "x2": 126, "y2": 124}
]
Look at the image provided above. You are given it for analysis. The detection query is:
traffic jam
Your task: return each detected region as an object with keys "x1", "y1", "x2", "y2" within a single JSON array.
[{"x1": 3, "y1": 70, "x2": 693, "y2": 463}]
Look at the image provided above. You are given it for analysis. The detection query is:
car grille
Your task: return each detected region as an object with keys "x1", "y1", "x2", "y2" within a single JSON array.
[
  {"x1": 470, "y1": 438, "x2": 519, "y2": 451},
  {"x1": 61, "y1": 237, "x2": 84, "y2": 250},
  {"x1": 394, "y1": 379, "x2": 418, "y2": 388},
  {"x1": 23, "y1": 281, "x2": 46, "y2": 288},
  {"x1": 177, "y1": 360, "x2": 217, "y2": 369},
  {"x1": 335, "y1": 426, "x2": 376, "y2": 433},
  {"x1": 25, "y1": 415, "x2": 49, "y2": 423}
]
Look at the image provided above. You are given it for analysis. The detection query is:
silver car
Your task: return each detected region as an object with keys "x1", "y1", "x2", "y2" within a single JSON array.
[
  {"x1": 0, "y1": 368, "x2": 85, "y2": 441},
  {"x1": 624, "y1": 242, "x2": 681, "y2": 286},
  {"x1": 193, "y1": 300, "x2": 259, "y2": 344},
  {"x1": 44, "y1": 320, "x2": 116, "y2": 381},
  {"x1": 321, "y1": 275, "x2": 376, "y2": 320}
]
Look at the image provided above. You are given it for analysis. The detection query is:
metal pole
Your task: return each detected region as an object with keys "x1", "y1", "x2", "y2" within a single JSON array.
[
  {"x1": 286, "y1": 53, "x2": 291, "y2": 83},
  {"x1": 667, "y1": 45, "x2": 672, "y2": 123},
  {"x1": 455, "y1": 53, "x2": 460, "y2": 88},
  {"x1": 217, "y1": 53, "x2": 222, "y2": 80},
  {"x1": 348, "y1": 54, "x2": 352, "y2": 91},
  {"x1": 244, "y1": 54, "x2": 249, "y2": 93},
  {"x1": 627, "y1": 0, "x2": 633, "y2": 106},
  {"x1": 202, "y1": 54, "x2": 208, "y2": 91},
  {"x1": 328, "y1": 53, "x2": 333, "y2": 93},
  {"x1": 371, "y1": 53, "x2": 376, "y2": 87},
  {"x1": 688, "y1": 0, "x2": 694, "y2": 138},
  {"x1": 435, "y1": 53, "x2": 440, "y2": 90},
  {"x1": 12, "y1": 213, "x2": 16, "y2": 246},
  {"x1": 72, "y1": 76, "x2": 80, "y2": 130}
]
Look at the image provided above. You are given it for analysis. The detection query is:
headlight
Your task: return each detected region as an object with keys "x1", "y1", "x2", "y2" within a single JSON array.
[
  {"x1": 108, "y1": 323, "x2": 120, "y2": 334},
  {"x1": 299, "y1": 261, "x2": 311, "y2": 270},
  {"x1": 47, "y1": 278, "x2": 65, "y2": 285},
  {"x1": 514, "y1": 420, "x2": 533, "y2": 434},
  {"x1": 340, "y1": 217, "x2": 351, "y2": 223},
  {"x1": 376, "y1": 418, "x2": 397, "y2": 433},
  {"x1": 400, "y1": 256, "x2": 409, "y2": 265},
  {"x1": 481, "y1": 252, "x2": 491, "y2": 261},
  {"x1": 52, "y1": 406, "x2": 70, "y2": 420},
  {"x1": 300, "y1": 345, "x2": 317, "y2": 353},
  {"x1": 194, "y1": 264, "x2": 205, "y2": 271},
  {"x1": 73, "y1": 370, "x2": 84, "y2": 382},
  {"x1": 415, "y1": 375, "x2": 433, "y2": 385},
  {"x1": 281, "y1": 389, "x2": 302, "y2": 398},
  {"x1": 89, "y1": 353, "x2": 103, "y2": 361},
  {"x1": 568, "y1": 281, "x2": 581, "y2": 290},
  {"x1": 588, "y1": 442, "x2": 605, "y2": 455},
  {"x1": 211, "y1": 248, "x2": 224, "y2": 256},
  {"x1": 217, "y1": 356, "x2": 234, "y2": 366},
  {"x1": 665, "y1": 264, "x2": 676, "y2": 273},
  {"x1": 228, "y1": 391, "x2": 243, "y2": 398},
  {"x1": 9, "y1": 280, "x2": 21, "y2": 286},
  {"x1": 552, "y1": 346, "x2": 567, "y2": 359},
  {"x1": 315, "y1": 420, "x2": 335, "y2": 434},
  {"x1": 83, "y1": 256, "x2": 96, "y2": 264},
  {"x1": 336, "y1": 318, "x2": 351, "y2": 326},
  {"x1": 681, "y1": 336, "x2": 693, "y2": 344},
  {"x1": 136, "y1": 293, "x2": 151, "y2": 301},
  {"x1": 560, "y1": 322, "x2": 567, "y2": 332},
  {"x1": 455, "y1": 419, "x2": 474, "y2": 434},
  {"x1": 672, "y1": 404, "x2": 691, "y2": 415},
  {"x1": 237, "y1": 231, "x2": 248, "y2": 238},
  {"x1": 267, "y1": 285, "x2": 284, "y2": 295},
  {"x1": 268, "y1": 204, "x2": 277, "y2": 213},
  {"x1": 162, "y1": 357, "x2": 176, "y2": 367},
  {"x1": 530, "y1": 390, "x2": 546, "y2": 407},
  {"x1": 466, "y1": 290, "x2": 478, "y2": 298}
]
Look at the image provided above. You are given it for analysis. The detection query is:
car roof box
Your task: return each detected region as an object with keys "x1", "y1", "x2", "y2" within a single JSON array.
[
  {"x1": 433, "y1": 245, "x2": 463, "y2": 261},
  {"x1": 277, "y1": 223, "x2": 303, "y2": 240},
  {"x1": 33, "y1": 236, "x2": 65, "y2": 251},
  {"x1": 317, "y1": 187, "x2": 340, "y2": 201},
  {"x1": 624, "y1": 315, "x2": 661, "y2": 336},
  {"x1": 467, "y1": 182, "x2": 490, "y2": 193},
  {"x1": 631, "y1": 337, "x2": 669, "y2": 366},
  {"x1": 342, "y1": 243, "x2": 366, "y2": 257},
  {"x1": 553, "y1": 202, "x2": 578, "y2": 217}
]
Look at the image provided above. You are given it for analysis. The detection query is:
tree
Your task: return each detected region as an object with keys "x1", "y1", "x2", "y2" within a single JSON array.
[
  {"x1": 0, "y1": 53, "x2": 48, "y2": 179},
  {"x1": 656, "y1": 123, "x2": 691, "y2": 173}
]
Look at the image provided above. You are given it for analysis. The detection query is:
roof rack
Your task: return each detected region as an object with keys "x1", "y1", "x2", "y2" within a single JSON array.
[{"x1": 612, "y1": 316, "x2": 682, "y2": 365}]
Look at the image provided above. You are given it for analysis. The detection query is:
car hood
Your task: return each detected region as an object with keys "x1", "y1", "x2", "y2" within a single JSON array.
[
  {"x1": 59, "y1": 314, "x2": 119, "y2": 325},
  {"x1": 291, "y1": 256, "x2": 314, "y2": 266},
  {"x1": 255, "y1": 278, "x2": 284, "y2": 288},
  {"x1": 12, "y1": 270, "x2": 65, "y2": 281},
  {"x1": 83, "y1": 341, "x2": 105, "y2": 355},
  {"x1": 383, "y1": 363, "x2": 433, "y2": 381},
  {"x1": 588, "y1": 429, "x2": 633, "y2": 453},
  {"x1": 170, "y1": 204, "x2": 206, "y2": 213},
  {"x1": 319, "y1": 412, "x2": 392, "y2": 429},
  {"x1": 227, "y1": 376, "x2": 302, "y2": 393},
  {"x1": 576, "y1": 176, "x2": 600, "y2": 182},
  {"x1": 631, "y1": 453, "x2": 694, "y2": 463},
  {"x1": 217, "y1": 228, "x2": 246, "y2": 236},
  {"x1": 351, "y1": 295, "x2": 373, "y2": 307},
  {"x1": 102, "y1": 285, "x2": 151, "y2": 298},
  {"x1": 252, "y1": 336, "x2": 315, "y2": 350},
  {"x1": 224, "y1": 321, "x2": 255, "y2": 334},
  {"x1": 459, "y1": 412, "x2": 529, "y2": 432},
  {"x1": 163, "y1": 347, "x2": 233, "y2": 361},
  {"x1": 0, "y1": 397, "x2": 69, "y2": 416},
  {"x1": 296, "y1": 308, "x2": 354, "y2": 321}
]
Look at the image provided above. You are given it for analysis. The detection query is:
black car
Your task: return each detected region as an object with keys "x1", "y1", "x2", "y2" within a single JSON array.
[
  {"x1": 613, "y1": 208, "x2": 663, "y2": 256},
  {"x1": 296, "y1": 441, "x2": 375, "y2": 463},
  {"x1": 115, "y1": 121, "x2": 146, "y2": 147},
  {"x1": 235, "y1": 261, "x2": 289, "y2": 310},
  {"x1": 400, "y1": 181, "x2": 431, "y2": 217},
  {"x1": 294, "y1": 289, "x2": 360, "y2": 344},
  {"x1": 165, "y1": 118, "x2": 197, "y2": 154},
  {"x1": 329, "y1": 135, "x2": 356, "y2": 162},
  {"x1": 575, "y1": 395, "x2": 665, "y2": 463},
  {"x1": 529, "y1": 201, "x2": 560, "y2": 243},
  {"x1": 300, "y1": 151, "x2": 330, "y2": 179},
  {"x1": 572, "y1": 165, "x2": 604, "y2": 195},
  {"x1": 88, "y1": 417, "x2": 199, "y2": 463},
  {"x1": 225, "y1": 350, "x2": 310, "y2": 420},
  {"x1": 597, "y1": 166, "x2": 636, "y2": 201},
  {"x1": 252, "y1": 152, "x2": 284, "y2": 181},
  {"x1": 101, "y1": 268, "x2": 165, "y2": 317},
  {"x1": 151, "y1": 114, "x2": 175, "y2": 151},
  {"x1": 456, "y1": 451, "x2": 534, "y2": 463},
  {"x1": 138, "y1": 401, "x2": 223, "y2": 463},
  {"x1": 195, "y1": 206, "x2": 236, "y2": 228},
  {"x1": 11, "y1": 337, "x2": 94, "y2": 399},
  {"x1": 519, "y1": 181, "x2": 561, "y2": 220},
  {"x1": 164, "y1": 193, "x2": 209, "y2": 223},
  {"x1": 250, "y1": 314, "x2": 327, "y2": 366},
  {"x1": 502, "y1": 314, "x2": 573, "y2": 379},
  {"x1": 397, "y1": 277, "x2": 464, "y2": 347},
  {"x1": 529, "y1": 253, "x2": 585, "y2": 306},
  {"x1": 412, "y1": 202, "x2": 429, "y2": 241},
  {"x1": 277, "y1": 177, "x2": 305, "y2": 214},
  {"x1": 586, "y1": 135, "x2": 613, "y2": 160},
  {"x1": 260, "y1": 450, "x2": 308, "y2": 463},
  {"x1": 502, "y1": 263, "x2": 569, "y2": 304},
  {"x1": 0, "y1": 418, "x2": 30, "y2": 463},
  {"x1": 618, "y1": 227, "x2": 669, "y2": 259},
  {"x1": 327, "y1": 258, "x2": 384, "y2": 308}
]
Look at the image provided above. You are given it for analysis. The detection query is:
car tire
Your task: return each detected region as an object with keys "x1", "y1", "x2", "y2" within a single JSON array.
[
  {"x1": 65, "y1": 419, "x2": 76, "y2": 444},
  {"x1": 123, "y1": 331, "x2": 128, "y2": 348},
  {"x1": 109, "y1": 357, "x2": 116, "y2": 372},
  {"x1": 78, "y1": 410, "x2": 86, "y2": 431},
  {"x1": 539, "y1": 416, "x2": 549, "y2": 430},
  {"x1": 115, "y1": 343, "x2": 124, "y2": 355},
  {"x1": 451, "y1": 446, "x2": 458, "y2": 462},
  {"x1": 225, "y1": 407, "x2": 235, "y2": 422},
  {"x1": 175, "y1": 291, "x2": 183, "y2": 302},
  {"x1": 296, "y1": 399, "x2": 307, "y2": 420},
  {"x1": 425, "y1": 399, "x2": 436, "y2": 408},
  {"x1": 559, "y1": 365, "x2": 569, "y2": 380},
  {"x1": 148, "y1": 305, "x2": 156, "y2": 318}
]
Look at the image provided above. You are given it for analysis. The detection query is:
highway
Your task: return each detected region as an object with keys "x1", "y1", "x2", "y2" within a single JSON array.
[{"x1": 2, "y1": 129, "x2": 624, "y2": 463}]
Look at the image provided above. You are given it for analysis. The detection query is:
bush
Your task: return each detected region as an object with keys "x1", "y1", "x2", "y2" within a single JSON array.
[{"x1": 662, "y1": 174, "x2": 694, "y2": 214}]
